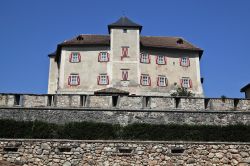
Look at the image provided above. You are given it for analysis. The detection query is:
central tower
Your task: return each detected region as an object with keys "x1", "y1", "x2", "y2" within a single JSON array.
[{"x1": 108, "y1": 17, "x2": 142, "y2": 94}]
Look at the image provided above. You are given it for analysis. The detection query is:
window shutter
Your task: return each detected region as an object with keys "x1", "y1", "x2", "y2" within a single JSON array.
[
  {"x1": 77, "y1": 76, "x2": 80, "y2": 85},
  {"x1": 157, "y1": 77, "x2": 159, "y2": 86},
  {"x1": 165, "y1": 78, "x2": 168, "y2": 86},
  {"x1": 180, "y1": 79, "x2": 183, "y2": 87},
  {"x1": 78, "y1": 53, "x2": 81, "y2": 62},
  {"x1": 179, "y1": 58, "x2": 182, "y2": 66},
  {"x1": 140, "y1": 53, "x2": 143, "y2": 63},
  {"x1": 106, "y1": 75, "x2": 109, "y2": 85},
  {"x1": 97, "y1": 76, "x2": 100, "y2": 85},
  {"x1": 107, "y1": 53, "x2": 110, "y2": 62},
  {"x1": 68, "y1": 76, "x2": 71, "y2": 85},
  {"x1": 188, "y1": 58, "x2": 190, "y2": 66},
  {"x1": 69, "y1": 53, "x2": 73, "y2": 62},
  {"x1": 164, "y1": 56, "x2": 167, "y2": 65},
  {"x1": 189, "y1": 79, "x2": 192, "y2": 88},
  {"x1": 140, "y1": 75, "x2": 143, "y2": 85},
  {"x1": 148, "y1": 54, "x2": 151, "y2": 64},
  {"x1": 98, "y1": 52, "x2": 101, "y2": 62},
  {"x1": 148, "y1": 76, "x2": 151, "y2": 86},
  {"x1": 156, "y1": 56, "x2": 158, "y2": 64}
]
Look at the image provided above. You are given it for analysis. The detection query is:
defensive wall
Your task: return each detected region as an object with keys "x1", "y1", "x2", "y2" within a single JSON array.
[
  {"x1": 0, "y1": 139, "x2": 250, "y2": 166},
  {"x1": 0, "y1": 93, "x2": 250, "y2": 126}
]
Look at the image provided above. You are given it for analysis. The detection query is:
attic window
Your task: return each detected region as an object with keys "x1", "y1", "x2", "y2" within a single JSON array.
[
  {"x1": 77, "y1": 36, "x2": 84, "y2": 40},
  {"x1": 177, "y1": 38, "x2": 184, "y2": 44}
]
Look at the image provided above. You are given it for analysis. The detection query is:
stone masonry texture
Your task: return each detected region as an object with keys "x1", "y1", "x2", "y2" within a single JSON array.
[{"x1": 0, "y1": 139, "x2": 250, "y2": 166}]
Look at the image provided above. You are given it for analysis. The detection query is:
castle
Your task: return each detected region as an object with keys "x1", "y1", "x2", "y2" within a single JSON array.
[{"x1": 48, "y1": 17, "x2": 204, "y2": 96}]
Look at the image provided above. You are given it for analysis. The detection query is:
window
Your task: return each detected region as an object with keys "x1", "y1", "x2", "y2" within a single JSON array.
[
  {"x1": 180, "y1": 57, "x2": 190, "y2": 67},
  {"x1": 157, "y1": 76, "x2": 167, "y2": 87},
  {"x1": 156, "y1": 55, "x2": 166, "y2": 65},
  {"x1": 140, "y1": 52, "x2": 150, "y2": 64},
  {"x1": 68, "y1": 74, "x2": 80, "y2": 86},
  {"x1": 98, "y1": 52, "x2": 109, "y2": 62},
  {"x1": 140, "y1": 74, "x2": 151, "y2": 86},
  {"x1": 69, "y1": 52, "x2": 81, "y2": 63},
  {"x1": 181, "y1": 77, "x2": 192, "y2": 88},
  {"x1": 123, "y1": 29, "x2": 127, "y2": 33},
  {"x1": 98, "y1": 74, "x2": 109, "y2": 85},
  {"x1": 121, "y1": 47, "x2": 129, "y2": 60},
  {"x1": 121, "y1": 70, "x2": 129, "y2": 81}
]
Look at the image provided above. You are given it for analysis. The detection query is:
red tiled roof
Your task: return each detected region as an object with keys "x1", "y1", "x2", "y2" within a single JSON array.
[{"x1": 54, "y1": 34, "x2": 203, "y2": 59}]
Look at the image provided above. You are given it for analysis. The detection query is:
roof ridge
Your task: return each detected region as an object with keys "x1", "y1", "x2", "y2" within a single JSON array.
[{"x1": 141, "y1": 35, "x2": 183, "y2": 38}]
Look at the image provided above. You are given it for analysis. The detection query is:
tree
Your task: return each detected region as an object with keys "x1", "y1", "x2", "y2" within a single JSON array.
[{"x1": 171, "y1": 87, "x2": 194, "y2": 97}]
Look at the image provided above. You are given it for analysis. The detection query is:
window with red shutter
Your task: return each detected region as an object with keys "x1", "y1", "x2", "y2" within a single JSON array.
[
  {"x1": 180, "y1": 57, "x2": 190, "y2": 67},
  {"x1": 122, "y1": 70, "x2": 129, "y2": 81},
  {"x1": 156, "y1": 56, "x2": 166, "y2": 65},
  {"x1": 141, "y1": 74, "x2": 150, "y2": 86},
  {"x1": 70, "y1": 52, "x2": 81, "y2": 63},
  {"x1": 99, "y1": 52, "x2": 109, "y2": 62},
  {"x1": 98, "y1": 74, "x2": 109, "y2": 85},
  {"x1": 121, "y1": 47, "x2": 129, "y2": 60},
  {"x1": 158, "y1": 76, "x2": 167, "y2": 87},
  {"x1": 140, "y1": 53, "x2": 150, "y2": 64},
  {"x1": 68, "y1": 74, "x2": 80, "y2": 86},
  {"x1": 181, "y1": 77, "x2": 191, "y2": 88}
]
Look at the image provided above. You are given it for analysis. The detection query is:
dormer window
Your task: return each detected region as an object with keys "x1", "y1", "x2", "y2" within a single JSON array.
[
  {"x1": 76, "y1": 36, "x2": 84, "y2": 40},
  {"x1": 177, "y1": 38, "x2": 184, "y2": 44}
]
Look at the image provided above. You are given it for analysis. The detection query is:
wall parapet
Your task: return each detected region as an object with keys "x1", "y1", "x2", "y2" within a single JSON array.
[{"x1": 0, "y1": 93, "x2": 249, "y2": 111}]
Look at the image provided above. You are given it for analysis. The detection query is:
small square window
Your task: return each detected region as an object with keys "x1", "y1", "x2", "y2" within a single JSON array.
[
  {"x1": 123, "y1": 29, "x2": 127, "y2": 33},
  {"x1": 99, "y1": 52, "x2": 109, "y2": 62},
  {"x1": 98, "y1": 74, "x2": 109, "y2": 85},
  {"x1": 181, "y1": 78, "x2": 192, "y2": 88},
  {"x1": 70, "y1": 52, "x2": 81, "y2": 63},
  {"x1": 140, "y1": 53, "x2": 150, "y2": 63},
  {"x1": 141, "y1": 75, "x2": 151, "y2": 86},
  {"x1": 68, "y1": 74, "x2": 80, "y2": 86},
  {"x1": 158, "y1": 76, "x2": 167, "y2": 87},
  {"x1": 180, "y1": 57, "x2": 190, "y2": 66},
  {"x1": 157, "y1": 56, "x2": 166, "y2": 65}
]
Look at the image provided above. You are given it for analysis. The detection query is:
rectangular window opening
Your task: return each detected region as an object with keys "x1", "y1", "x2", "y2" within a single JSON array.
[
  {"x1": 4, "y1": 147, "x2": 18, "y2": 152},
  {"x1": 58, "y1": 148, "x2": 71, "y2": 153},
  {"x1": 14, "y1": 95, "x2": 20, "y2": 105},
  {"x1": 80, "y1": 95, "x2": 86, "y2": 107},
  {"x1": 175, "y1": 98, "x2": 180, "y2": 108},
  {"x1": 112, "y1": 96, "x2": 119, "y2": 107},
  {"x1": 171, "y1": 148, "x2": 185, "y2": 154},
  {"x1": 47, "y1": 95, "x2": 54, "y2": 106},
  {"x1": 234, "y1": 99, "x2": 239, "y2": 109},
  {"x1": 118, "y1": 148, "x2": 133, "y2": 154},
  {"x1": 204, "y1": 99, "x2": 210, "y2": 109}
]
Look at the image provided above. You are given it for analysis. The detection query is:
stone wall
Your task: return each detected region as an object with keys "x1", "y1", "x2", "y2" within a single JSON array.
[
  {"x1": 0, "y1": 107, "x2": 250, "y2": 126},
  {"x1": 0, "y1": 93, "x2": 249, "y2": 111},
  {"x1": 0, "y1": 139, "x2": 250, "y2": 166}
]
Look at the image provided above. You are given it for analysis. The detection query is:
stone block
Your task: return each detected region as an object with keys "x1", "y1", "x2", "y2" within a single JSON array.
[
  {"x1": 56, "y1": 95, "x2": 71, "y2": 107},
  {"x1": 88, "y1": 96, "x2": 111, "y2": 108},
  {"x1": 205, "y1": 99, "x2": 234, "y2": 111},
  {"x1": 150, "y1": 97, "x2": 175, "y2": 110},
  {"x1": 179, "y1": 98, "x2": 205, "y2": 110},
  {"x1": 0, "y1": 94, "x2": 7, "y2": 106},
  {"x1": 119, "y1": 96, "x2": 143, "y2": 109},
  {"x1": 23, "y1": 95, "x2": 47, "y2": 107}
]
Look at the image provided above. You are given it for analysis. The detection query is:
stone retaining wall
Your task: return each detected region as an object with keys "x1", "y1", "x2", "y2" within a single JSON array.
[
  {"x1": 0, "y1": 107, "x2": 250, "y2": 126},
  {"x1": 0, "y1": 139, "x2": 250, "y2": 166},
  {"x1": 0, "y1": 93, "x2": 249, "y2": 111}
]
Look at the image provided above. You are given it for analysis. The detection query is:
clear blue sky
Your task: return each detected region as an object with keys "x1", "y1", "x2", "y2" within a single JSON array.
[{"x1": 0, "y1": 0, "x2": 249, "y2": 97}]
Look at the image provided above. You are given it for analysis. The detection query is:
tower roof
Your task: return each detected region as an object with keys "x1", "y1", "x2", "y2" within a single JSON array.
[{"x1": 108, "y1": 16, "x2": 142, "y2": 33}]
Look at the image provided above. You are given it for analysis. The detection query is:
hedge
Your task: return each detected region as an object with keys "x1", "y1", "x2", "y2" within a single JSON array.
[{"x1": 0, "y1": 120, "x2": 250, "y2": 142}]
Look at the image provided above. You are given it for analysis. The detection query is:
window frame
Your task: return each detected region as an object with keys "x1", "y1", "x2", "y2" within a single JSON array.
[
  {"x1": 156, "y1": 55, "x2": 166, "y2": 65},
  {"x1": 68, "y1": 74, "x2": 80, "y2": 86},
  {"x1": 98, "y1": 52, "x2": 109, "y2": 62},
  {"x1": 140, "y1": 74, "x2": 151, "y2": 86},
  {"x1": 181, "y1": 77, "x2": 192, "y2": 88},
  {"x1": 140, "y1": 52, "x2": 150, "y2": 64},
  {"x1": 98, "y1": 74, "x2": 109, "y2": 85},
  {"x1": 157, "y1": 76, "x2": 167, "y2": 87},
  {"x1": 180, "y1": 57, "x2": 190, "y2": 67},
  {"x1": 70, "y1": 52, "x2": 81, "y2": 63}
]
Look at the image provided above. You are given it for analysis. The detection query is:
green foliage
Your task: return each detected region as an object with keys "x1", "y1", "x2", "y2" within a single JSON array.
[
  {"x1": 171, "y1": 87, "x2": 194, "y2": 97},
  {"x1": 0, "y1": 120, "x2": 249, "y2": 142}
]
